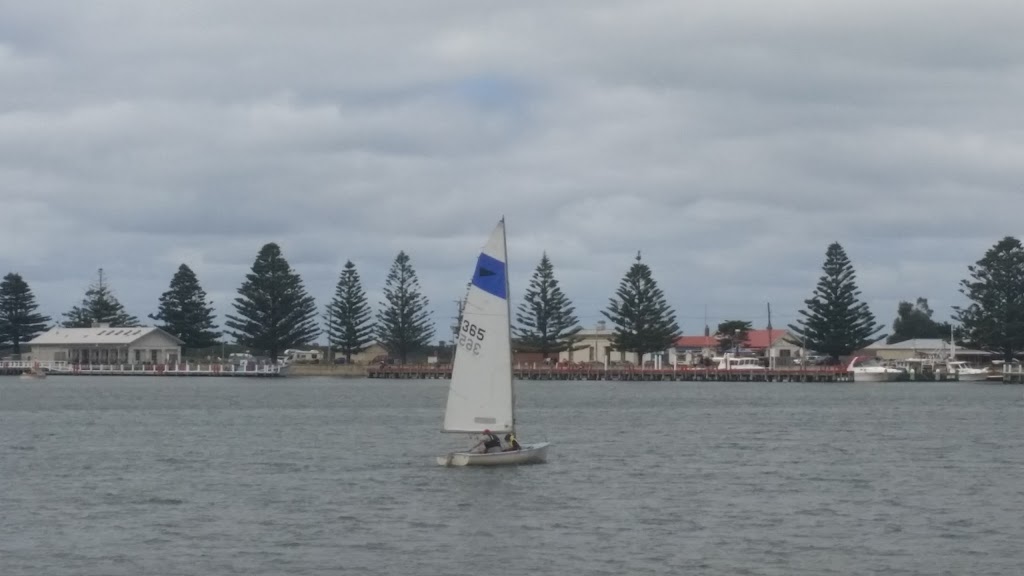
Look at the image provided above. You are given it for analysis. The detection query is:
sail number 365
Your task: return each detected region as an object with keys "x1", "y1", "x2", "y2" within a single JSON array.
[{"x1": 459, "y1": 320, "x2": 485, "y2": 355}]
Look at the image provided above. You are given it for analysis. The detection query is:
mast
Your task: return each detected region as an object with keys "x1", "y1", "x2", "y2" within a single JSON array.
[{"x1": 502, "y1": 216, "x2": 517, "y2": 433}]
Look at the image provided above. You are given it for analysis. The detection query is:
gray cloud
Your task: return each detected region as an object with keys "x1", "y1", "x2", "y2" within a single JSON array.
[{"x1": 2, "y1": 0, "x2": 1023, "y2": 338}]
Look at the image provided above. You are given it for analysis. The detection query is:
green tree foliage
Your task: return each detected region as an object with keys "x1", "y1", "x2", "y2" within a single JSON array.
[
  {"x1": 515, "y1": 253, "x2": 582, "y2": 359},
  {"x1": 62, "y1": 268, "x2": 140, "y2": 328},
  {"x1": 715, "y1": 320, "x2": 753, "y2": 353},
  {"x1": 325, "y1": 260, "x2": 375, "y2": 363},
  {"x1": 375, "y1": 251, "x2": 434, "y2": 364},
  {"x1": 887, "y1": 297, "x2": 952, "y2": 344},
  {"x1": 602, "y1": 252, "x2": 680, "y2": 361},
  {"x1": 149, "y1": 264, "x2": 221, "y2": 352},
  {"x1": 0, "y1": 273, "x2": 51, "y2": 355},
  {"x1": 953, "y1": 236, "x2": 1024, "y2": 361},
  {"x1": 787, "y1": 243, "x2": 884, "y2": 361},
  {"x1": 225, "y1": 243, "x2": 320, "y2": 363}
]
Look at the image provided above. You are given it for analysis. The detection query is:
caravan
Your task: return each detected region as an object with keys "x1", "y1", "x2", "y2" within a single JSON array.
[{"x1": 283, "y1": 349, "x2": 321, "y2": 364}]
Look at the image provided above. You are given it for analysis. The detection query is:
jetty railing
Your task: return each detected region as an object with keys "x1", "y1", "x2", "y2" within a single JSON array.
[
  {"x1": 1, "y1": 360, "x2": 282, "y2": 377},
  {"x1": 367, "y1": 363, "x2": 853, "y2": 382},
  {"x1": 1003, "y1": 362, "x2": 1024, "y2": 383}
]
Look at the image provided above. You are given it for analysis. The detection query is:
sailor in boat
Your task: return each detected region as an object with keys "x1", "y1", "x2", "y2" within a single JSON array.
[
  {"x1": 503, "y1": 433, "x2": 521, "y2": 451},
  {"x1": 471, "y1": 429, "x2": 504, "y2": 454}
]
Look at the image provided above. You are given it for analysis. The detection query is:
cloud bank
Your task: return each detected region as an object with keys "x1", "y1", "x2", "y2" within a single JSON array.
[{"x1": 2, "y1": 0, "x2": 1023, "y2": 339}]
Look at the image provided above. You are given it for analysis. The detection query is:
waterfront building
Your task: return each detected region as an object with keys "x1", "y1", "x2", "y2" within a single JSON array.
[
  {"x1": 27, "y1": 324, "x2": 183, "y2": 364},
  {"x1": 864, "y1": 338, "x2": 991, "y2": 362},
  {"x1": 673, "y1": 330, "x2": 802, "y2": 367}
]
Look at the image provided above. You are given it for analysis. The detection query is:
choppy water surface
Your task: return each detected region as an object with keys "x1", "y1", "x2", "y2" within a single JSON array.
[{"x1": 2, "y1": 376, "x2": 1023, "y2": 575}]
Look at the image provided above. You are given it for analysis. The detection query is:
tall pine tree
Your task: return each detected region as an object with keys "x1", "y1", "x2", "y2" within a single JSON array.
[
  {"x1": 787, "y1": 242, "x2": 884, "y2": 361},
  {"x1": 376, "y1": 251, "x2": 434, "y2": 364},
  {"x1": 515, "y1": 253, "x2": 581, "y2": 359},
  {"x1": 325, "y1": 260, "x2": 374, "y2": 363},
  {"x1": 954, "y1": 236, "x2": 1024, "y2": 362},
  {"x1": 62, "y1": 268, "x2": 140, "y2": 327},
  {"x1": 0, "y1": 273, "x2": 51, "y2": 355},
  {"x1": 149, "y1": 264, "x2": 221, "y2": 353},
  {"x1": 225, "y1": 243, "x2": 320, "y2": 363},
  {"x1": 602, "y1": 252, "x2": 680, "y2": 361}
]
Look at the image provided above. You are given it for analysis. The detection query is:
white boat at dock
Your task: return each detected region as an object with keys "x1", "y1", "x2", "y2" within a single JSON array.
[
  {"x1": 714, "y1": 355, "x2": 765, "y2": 370},
  {"x1": 945, "y1": 360, "x2": 989, "y2": 381},
  {"x1": 848, "y1": 356, "x2": 904, "y2": 382}
]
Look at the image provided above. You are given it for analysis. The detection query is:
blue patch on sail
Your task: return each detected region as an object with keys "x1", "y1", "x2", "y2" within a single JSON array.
[{"x1": 472, "y1": 253, "x2": 507, "y2": 300}]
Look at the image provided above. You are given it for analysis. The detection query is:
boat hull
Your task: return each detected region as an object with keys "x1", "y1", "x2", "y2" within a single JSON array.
[
  {"x1": 437, "y1": 442, "x2": 550, "y2": 467},
  {"x1": 954, "y1": 372, "x2": 989, "y2": 382},
  {"x1": 852, "y1": 372, "x2": 900, "y2": 382}
]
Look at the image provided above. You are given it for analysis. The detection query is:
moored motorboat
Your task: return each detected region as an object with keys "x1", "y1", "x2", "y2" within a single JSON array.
[
  {"x1": 946, "y1": 360, "x2": 988, "y2": 382},
  {"x1": 848, "y1": 356, "x2": 903, "y2": 382}
]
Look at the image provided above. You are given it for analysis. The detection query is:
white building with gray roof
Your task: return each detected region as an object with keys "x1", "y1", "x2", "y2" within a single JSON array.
[
  {"x1": 864, "y1": 338, "x2": 991, "y2": 361},
  {"x1": 28, "y1": 324, "x2": 184, "y2": 365}
]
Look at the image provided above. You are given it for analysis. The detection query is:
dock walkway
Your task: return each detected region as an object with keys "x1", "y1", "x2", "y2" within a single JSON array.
[
  {"x1": 369, "y1": 364, "x2": 854, "y2": 382},
  {"x1": 1, "y1": 360, "x2": 282, "y2": 377}
]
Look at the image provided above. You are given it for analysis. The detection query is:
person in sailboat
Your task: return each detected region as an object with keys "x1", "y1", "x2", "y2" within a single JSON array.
[
  {"x1": 503, "y1": 433, "x2": 521, "y2": 451},
  {"x1": 471, "y1": 429, "x2": 504, "y2": 454}
]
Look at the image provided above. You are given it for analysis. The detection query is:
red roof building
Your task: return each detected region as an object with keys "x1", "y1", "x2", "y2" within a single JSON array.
[
  {"x1": 674, "y1": 330, "x2": 791, "y2": 351},
  {"x1": 744, "y1": 329, "x2": 791, "y2": 350},
  {"x1": 674, "y1": 335, "x2": 718, "y2": 349}
]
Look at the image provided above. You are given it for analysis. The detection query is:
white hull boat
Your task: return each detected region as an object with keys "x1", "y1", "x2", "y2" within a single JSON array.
[
  {"x1": 714, "y1": 355, "x2": 765, "y2": 370},
  {"x1": 851, "y1": 371, "x2": 900, "y2": 383},
  {"x1": 437, "y1": 219, "x2": 550, "y2": 467},
  {"x1": 946, "y1": 361, "x2": 988, "y2": 382},
  {"x1": 947, "y1": 335, "x2": 989, "y2": 381},
  {"x1": 848, "y1": 356, "x2": 902, "y2": 382},
  {"x1": 437, "y1": 442, "x2": 550, "y2": 467}
]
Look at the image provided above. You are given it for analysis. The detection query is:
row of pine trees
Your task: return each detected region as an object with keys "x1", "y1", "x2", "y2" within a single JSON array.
[{"x1": 3, "y1": 237, "x2": 1024, "y2": 363}]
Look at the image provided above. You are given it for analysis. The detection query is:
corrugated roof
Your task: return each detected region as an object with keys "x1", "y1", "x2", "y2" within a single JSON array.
[
  {"x1": 745, "y1": 329, "x2": 791, "y2": 348},
  {"x1": 28, "y1": 326, "x2": 184, "y2": 346},
  {"x1": 867, "y1": 338, "x2": 948, "y2": 350},
  {"x1": 674, "y1": 330, "x2": 792, "y2": 349},
  {"x1": 675, "y1": 336, "x2": 717, "y2": 348},
  {"x1": 865, "y1": 338, "x2": 991, "y2": 355}
]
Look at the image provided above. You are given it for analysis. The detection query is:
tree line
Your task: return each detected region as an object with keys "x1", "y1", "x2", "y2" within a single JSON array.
[{"x1": 3, "y1": 237, "x2": 1024, "y2": 363}]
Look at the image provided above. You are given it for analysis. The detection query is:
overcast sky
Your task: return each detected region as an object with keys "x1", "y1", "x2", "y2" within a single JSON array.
[{"x1": 2, "y1": 0, "x2": 1023, "y2": 341}]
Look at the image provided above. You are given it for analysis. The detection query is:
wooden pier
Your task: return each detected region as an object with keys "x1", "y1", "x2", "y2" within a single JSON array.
[
  {"x1": 1002, "y1": 363, "x2": 1024, "y2": 383},
  {"x1": 1, "y1": 360, "x2": 283, "y2": 377},
  {"x1": 368, "y1": 364, "x2": 855, "y2": 382}
]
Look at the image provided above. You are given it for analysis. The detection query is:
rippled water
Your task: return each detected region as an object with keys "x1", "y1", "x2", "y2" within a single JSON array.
[{"x1": 2, "y1": 376, "x2": 1023, "y2": 575}]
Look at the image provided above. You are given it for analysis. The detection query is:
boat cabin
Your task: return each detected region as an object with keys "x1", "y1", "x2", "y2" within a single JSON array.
[{"x1": 715, "y1": 356, "x2": 765, "y2": 370}]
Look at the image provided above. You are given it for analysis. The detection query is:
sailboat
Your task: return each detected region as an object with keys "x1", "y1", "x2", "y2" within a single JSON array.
[{"x1": 436, "y1": 219, "x2": 550, "y2": 467}]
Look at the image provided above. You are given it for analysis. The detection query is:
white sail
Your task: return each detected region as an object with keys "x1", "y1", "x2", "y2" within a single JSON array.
[{"x1": 442, "y1": 220, "x2": 515, "y2": 433}]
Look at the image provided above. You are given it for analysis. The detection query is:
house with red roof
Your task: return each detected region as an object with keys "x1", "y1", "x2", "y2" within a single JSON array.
[{"x1": 674, "y1": 329, "x2": 804, "y2": 366}]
